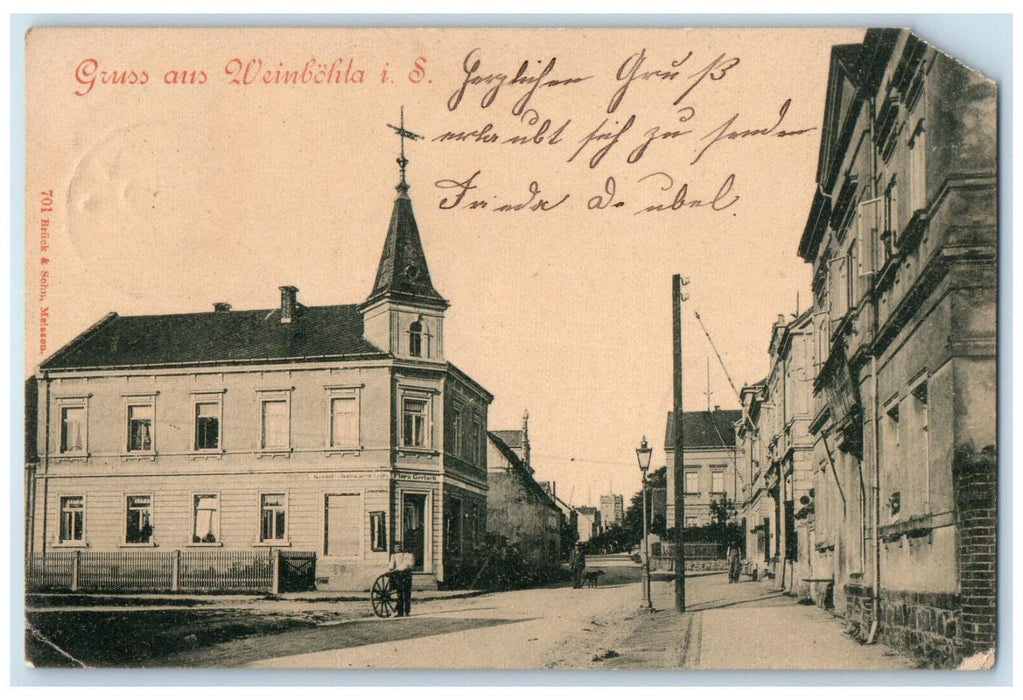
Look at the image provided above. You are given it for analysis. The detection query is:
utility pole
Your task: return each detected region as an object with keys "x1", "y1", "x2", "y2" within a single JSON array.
[{"x1": 672, "y1": 274, "x2": 689, "y2": 612}]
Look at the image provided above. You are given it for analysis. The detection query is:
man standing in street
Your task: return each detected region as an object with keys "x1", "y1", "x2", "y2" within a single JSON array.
[
  {"x1": 570, "y1": 542, "x2": 586, "y2": 589},
  {"x1": 388, "y1": 541, "x2": 416, "y2": 617}
]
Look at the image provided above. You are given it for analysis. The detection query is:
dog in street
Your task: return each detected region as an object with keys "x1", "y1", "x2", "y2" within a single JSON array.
[{"x1": 582, "y1": 569, "x2": 605, "y2": 588}]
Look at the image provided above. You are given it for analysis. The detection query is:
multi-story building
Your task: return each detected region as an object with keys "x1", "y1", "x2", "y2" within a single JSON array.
[
  {"x1": 736, "y1": 311, "x2": 815, "y2": 587},
  {"x1": 797, "y1": 29, "x2": 997, "y2": 662},
  {"x1": 575, "y1": 506, "x2": 601, "y2": 543},
  {"x1": 664, "y1": 408, "x2": 744, "y2": 528},
  {"x1": 599, "y1": 494, "x2": 624, "y2": 528},
  {"x1": 25, "y1": 156, "x2": 493, "y2": 591},
  {"x1": 487, "y1": 419, "x2": 563, "y2": 572}
]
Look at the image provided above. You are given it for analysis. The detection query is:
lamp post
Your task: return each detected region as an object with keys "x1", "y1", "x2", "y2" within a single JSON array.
[{"x1": 636, "y1": 435, "x2": 653, "y2": 610}]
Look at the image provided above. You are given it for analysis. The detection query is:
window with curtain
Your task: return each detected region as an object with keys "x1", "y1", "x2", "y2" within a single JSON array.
[
  {"x1": 125, "y1": 495, "x2": 153, "y2": 543},
  {"x1": 192, "y1": 494, "x2": 220, "y2": 543},
  {"x1": 60, "y1": 406, "x2": 85, "y2": 453},
  {"x1": 402, "y1": 397, "x2": 428, "y2": 447},
  {"x1": 260, "y1": 493, "x2": 287, "y2": 542},
  {"x1": 127, "y1": 404, "x2": 153, "y2": 452},
  {"x1": 195, "y1": 402, "x2": 220, "y2": 450}
]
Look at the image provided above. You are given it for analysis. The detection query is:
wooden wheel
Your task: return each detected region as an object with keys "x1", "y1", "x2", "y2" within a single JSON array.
[{"x1": 371, "y1": 573, "x2": 396, "y2": 618}]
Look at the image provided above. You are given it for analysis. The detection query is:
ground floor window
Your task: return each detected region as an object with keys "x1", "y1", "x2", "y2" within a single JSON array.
[
  {"x1": 125, "y1": 495, "x2": 153, "y2": 544},
  {"x1": 260, "y1": 493, "x2": 287, "y2": 542},
  {"x1": 445, "y1": 497, "x2": 463, "y2": 557},
  {"x1": 59, "y1": 496, "x2": 84, "y2": 543},
  {"x1": 192, "y1": 494, "x2": 220, "y2": 543},
  {"x1": 370, "y1": 511, "x2": 387, "y2": 552}
]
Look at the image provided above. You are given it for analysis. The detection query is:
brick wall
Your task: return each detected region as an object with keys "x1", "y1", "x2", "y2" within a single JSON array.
[{"x1": 953, "y1": 444, "x2": 997, "y2": 655}]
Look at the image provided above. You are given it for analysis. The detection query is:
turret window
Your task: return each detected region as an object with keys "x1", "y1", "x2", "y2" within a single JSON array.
[{"x1": 409, "y1": 320, "x2": 424, "y2": 357}]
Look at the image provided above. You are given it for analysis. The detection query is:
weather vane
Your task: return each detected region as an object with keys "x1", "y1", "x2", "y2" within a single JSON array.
[{"x1": 387, "y1": 106, "x2": 423, "y2": 192}]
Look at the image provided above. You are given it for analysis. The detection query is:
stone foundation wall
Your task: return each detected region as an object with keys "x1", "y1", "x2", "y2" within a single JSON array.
[{"x1": 845, "y1": 583, "x2": 961, "y2": 666}]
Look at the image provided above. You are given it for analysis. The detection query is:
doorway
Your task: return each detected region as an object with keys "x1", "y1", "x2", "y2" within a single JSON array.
[{"x1": 401, "y1": 492, "x2": 427, "y2": 571}]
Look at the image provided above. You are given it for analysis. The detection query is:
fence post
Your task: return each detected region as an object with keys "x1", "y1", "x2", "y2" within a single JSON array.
[
  {"x1": 172, "y1": 549, "x2": 180, "y2": 592},
  {"x1": 271, "y1": 549, "x2": 281, "y2": 595},
  {"x1": 71, "y1": 550, "x2": 80, "y2": 592}
]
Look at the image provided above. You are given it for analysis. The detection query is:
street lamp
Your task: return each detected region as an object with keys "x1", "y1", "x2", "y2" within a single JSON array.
[{"x1": 636, "y1": 435, "x2": 653, "y2": 610}]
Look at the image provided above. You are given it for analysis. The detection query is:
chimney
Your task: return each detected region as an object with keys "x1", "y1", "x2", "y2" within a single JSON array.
[
  {"x1": 280, "y1": 286, "x2": 298, "y2": 324},
  {"x1": 213, "y1": 302, "x2": 232, "y2": 313},
  {"x1": 714, "y1": 404, "x2": 721, "y2": 412}
]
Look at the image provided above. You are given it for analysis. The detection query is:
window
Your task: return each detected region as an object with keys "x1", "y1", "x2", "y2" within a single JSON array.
[
  {"x1": 194, "y1": 402, "x2": 220, "y2": 450},
  {"x1": 330, "y1": 396, "x2": 359, "y2": 448},
  {"x1": 192, "y1": 494, "x2": 220, "y2": 544},
  {"x1": 908, "y1": 120, "x2": 926, "y2": 213},
  {"x1": 127, "y1": 404, "x2": 154, "y2": 452},
  {"x1": 445, "y1": 498, "x2": 462, "y2": 557},
  {"x1": 260, "y1": 493, "x2": 287, "y2": 542},
  {"x1": 261, "y1": 399, "x2": 289, "y2": 450},
  {"x1": 471, "y1": 417, "x2": 482, "y2": 463},
  {"x1": 125, "y1": 495, "x2": 153, "y2": 544},
  {"x1": 685, "y1": 471, "x2": 699, "y2": 494},
  {"x1": 882, "y1": 175, "x2": 899, "y2": 259},
  {"x1": 409, "y1": 320, "x2": 423, "y2": 357},
  {"x1": 711, "y1": 471, "x2": 725, "y2": 494},
  {"x1": 685, "y1": 515, "x2": 699, "y2": 528},
  {"x1": 60, "y1": 406, "x2": 86, "y2": 453},
  {"x1": 370, "y1": 511, "x2": 387, "y2": 552},
  {"x1": 59, "y1": 496, "x2": 84, "y2": 544},
  {"x1": 402, "y1": 397, "x2": 429, "y2": 447},
  {"x1": 452, "y1": 407, "x2": 463, "y2": 455}
]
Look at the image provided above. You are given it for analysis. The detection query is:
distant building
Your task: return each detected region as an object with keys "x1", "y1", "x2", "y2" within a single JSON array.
[
  {"x1": 575, "y1": 506, "x2": 601, "y2": 542},
  {"x1": 599, "y1": 494, "x2": 624, "y2": 528},
  {"x1": 737, "y1": 311, "x2": 815, "y2": 586},
  {"x1": 664, "y1": 408, "x2": 744, "y2": 528},
  {"x1": 486, "y1": 414, "x2": 562, "y2": 570}
]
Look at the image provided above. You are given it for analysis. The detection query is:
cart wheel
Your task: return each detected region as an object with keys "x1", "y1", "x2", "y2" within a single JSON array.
[{"x1": 371, "y1": 573, "x2": 396, "y2": 618}]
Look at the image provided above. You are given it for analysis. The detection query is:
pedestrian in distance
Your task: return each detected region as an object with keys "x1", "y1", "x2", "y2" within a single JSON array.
[
  {"x1": 388, "y1": 541, "x2": 416, "y2": 616},
  {"x1": 570, "y1": 542, "x2": 586, "y2": 589},
  {"x1": 726, "y1": 542, "x2": 741, "y2": 583}
]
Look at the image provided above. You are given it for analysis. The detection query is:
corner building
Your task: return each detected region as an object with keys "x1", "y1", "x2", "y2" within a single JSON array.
[{"x1": 26, "y1": 165, "x2": 492, "y2": 591}]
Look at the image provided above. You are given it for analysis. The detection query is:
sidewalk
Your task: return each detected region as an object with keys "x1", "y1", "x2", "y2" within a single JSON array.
[{"x1": 605, "y1": 575, "x2": 916, "y2": 670}]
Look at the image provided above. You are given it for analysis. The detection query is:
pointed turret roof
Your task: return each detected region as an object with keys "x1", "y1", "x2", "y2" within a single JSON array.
[
  {"x1": 362, "y1": 188, "x2": 448, "y2": 311},
  {"x1": 362, "y1": 108, "x2": 447, "y2": 311}
]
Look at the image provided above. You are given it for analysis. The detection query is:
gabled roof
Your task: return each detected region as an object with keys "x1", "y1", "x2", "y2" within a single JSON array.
[
  {"x1": 362, "y1": 189, "x2": 447, "y2": 311},
  {"x1": 491, "y1": 430, "x2": 524, "y2": 450},
  {"x1": 664, "y1": 409, "x2": 742, "y2": 451},
  {"x1": 39, "y1": 304, "x2": 387, "y2": 371},
  {"x1": 487, "y1": 431, "x2": 559, "y2": 513}
]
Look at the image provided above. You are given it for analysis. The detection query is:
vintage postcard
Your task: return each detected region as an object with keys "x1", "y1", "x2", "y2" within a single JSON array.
[{"x1": 22, "y1": 24, "x2": 998, "y2": 671}]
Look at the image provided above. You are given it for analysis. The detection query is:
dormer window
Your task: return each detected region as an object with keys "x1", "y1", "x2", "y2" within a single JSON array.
[{"x1": 409, "y1": 321, "x2": 423, "y2": 357}]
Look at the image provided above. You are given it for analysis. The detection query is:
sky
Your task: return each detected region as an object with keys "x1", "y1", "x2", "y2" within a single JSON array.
[{"x1": 24, "y1": 26, "x2": 865, "y2": 507}]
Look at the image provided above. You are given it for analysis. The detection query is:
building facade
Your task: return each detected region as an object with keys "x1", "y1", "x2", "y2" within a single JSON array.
[
  {"x1": 737, "y1": 312, "x2": 815, "y2": 587},
  {"x1": 575, "y1": 506, "x2": 601, "y2": 543},
  {"x1": 26, "y1": 163, "x2": 493, "y2": 591},
  {"x1": 664, "y1": 408, "x2": 744, "y2": 528},
  {"x1": 599, "y1": 494, "x2": 624, "y2": 528},
  {"x1": 797, "y1": 29, "x2": 997, "y2": 662},
  {"x1": 486, "y1": 421, "x2": 563, "y2": 572}
]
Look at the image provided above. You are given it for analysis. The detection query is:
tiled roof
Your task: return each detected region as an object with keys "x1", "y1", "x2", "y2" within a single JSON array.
[
  {"x1": 40, "y1": 304, "x2": 387, "y2": 370},
  {"x1": 487, "y1": 431, "x2": 558, "y2": 513},
  {"x1": 491, "y1": 430, "x2": 524, "y2": 450},
  {"x1": 664, "y1": 409, "x2": 742, "y2": 450}
]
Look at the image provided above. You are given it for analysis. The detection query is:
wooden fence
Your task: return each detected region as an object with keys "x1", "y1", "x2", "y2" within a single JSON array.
[{"x1": 26, "y1": 549, "x2": 276, "y2": 593}]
